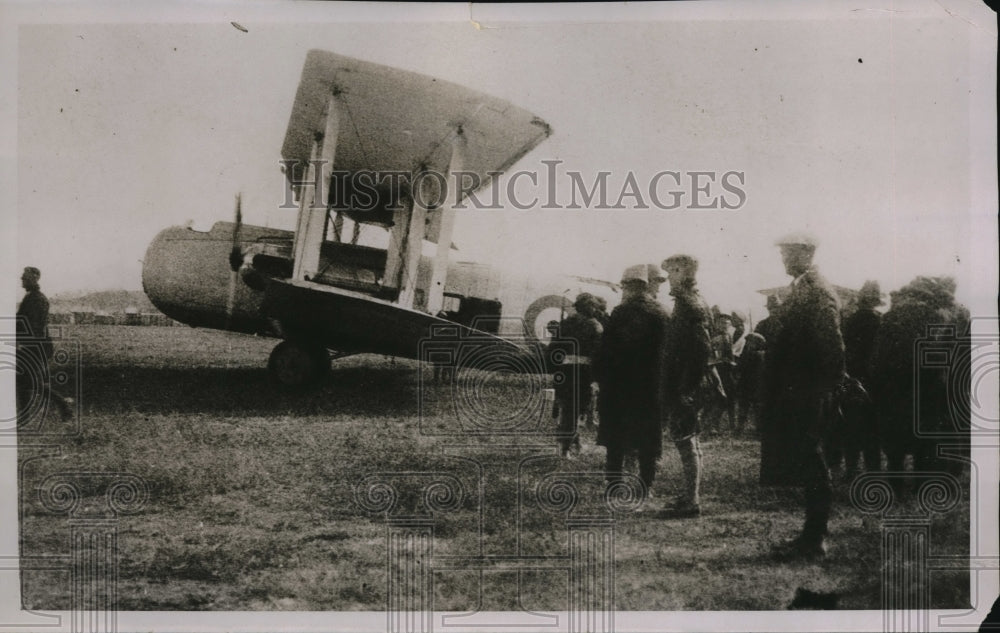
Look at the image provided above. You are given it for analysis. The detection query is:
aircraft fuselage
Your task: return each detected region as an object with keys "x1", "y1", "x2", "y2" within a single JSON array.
[{"x1": 142, "y1": 221, "x2": 616, "y2": 362}]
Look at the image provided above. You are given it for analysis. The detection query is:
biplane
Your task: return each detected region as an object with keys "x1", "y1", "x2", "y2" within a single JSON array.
[{"x1": 142, "y1": 50, "x2": 616, "y2": 386}]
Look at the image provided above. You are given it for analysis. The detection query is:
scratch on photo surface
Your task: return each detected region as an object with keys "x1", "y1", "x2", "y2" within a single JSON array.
[{"x1": 932, "y1": 0, "x2": 989, "y2": 30}]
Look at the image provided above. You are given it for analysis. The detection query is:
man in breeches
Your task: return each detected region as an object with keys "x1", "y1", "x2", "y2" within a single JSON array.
[{"x1": 659, "y1": 255, "x2": 713, "y2": 518}]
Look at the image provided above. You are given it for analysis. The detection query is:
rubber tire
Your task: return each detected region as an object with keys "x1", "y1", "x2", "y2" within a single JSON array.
[{"x1": 268, "y1": 340, "x2": 330, "y2": 387}]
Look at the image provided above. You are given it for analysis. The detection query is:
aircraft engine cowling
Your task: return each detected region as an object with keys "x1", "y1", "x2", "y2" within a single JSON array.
[{"x1": 141, "y1": 222, "x2": 279, "y2": 335}]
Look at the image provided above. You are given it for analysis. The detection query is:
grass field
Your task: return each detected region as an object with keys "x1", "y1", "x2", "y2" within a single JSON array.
[{"x1": 18, "y1": 325, "x2": 971, "y2": 611}]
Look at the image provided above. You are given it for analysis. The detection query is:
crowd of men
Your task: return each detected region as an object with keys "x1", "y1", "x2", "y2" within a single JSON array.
[
  {"x1": 550, "y1": 233, "x2": 971, "y2": 559},
  {"x1": 18, "y1": 253, "x2": 969, "y2": 561}
]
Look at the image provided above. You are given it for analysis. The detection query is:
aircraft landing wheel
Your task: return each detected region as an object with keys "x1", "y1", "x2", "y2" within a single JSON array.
[{"x1": 268, "y1": 340, "x2": 330, "y2": 387}]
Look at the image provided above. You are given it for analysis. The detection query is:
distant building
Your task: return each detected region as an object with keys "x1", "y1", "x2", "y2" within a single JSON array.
[
  {"x1": 63, "y1": 305, "x2": 180, "y2": 327},
  {"x1": 125, "y1": 306, "x2": 141, "y2": 325}
]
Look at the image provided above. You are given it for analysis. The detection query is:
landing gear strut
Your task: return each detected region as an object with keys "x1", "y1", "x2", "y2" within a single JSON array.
[{"x1": 267, "y1": 340, "x2": 331, "y2": 387}]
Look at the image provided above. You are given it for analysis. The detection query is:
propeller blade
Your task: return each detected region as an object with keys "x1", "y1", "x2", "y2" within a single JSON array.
[
  {"x1": 226, "y1": 192, "x2": 243, "y2": 329},
  {"x1": 229, "y1": 193, "x2": 243, "y2": 272}
]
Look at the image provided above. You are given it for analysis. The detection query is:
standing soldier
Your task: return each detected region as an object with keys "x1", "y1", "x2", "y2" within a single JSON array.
[
  {"x1": 707, "y1": 312, "x2": 738, "y2": 433},
  {"x1": 870, "y1": 276, "x2": 969, "y2": 486},
  {"x1": 838, "y1": 280, "x2": 884, "y2": 476},
  {"x1": 551, "y1": 293, "x2": 604, "y2": 457},
  {"x1": 760, "y1": 234, "x2": 845, "y2": 559},
  {"x1": 16, "y1": 267, "x2": 73, "y2": 423},
  {"x1": 586, "y1": 295, "x2": 611, "y2": 428},
  {"x1": 745, "y1": 294, "x2": 783, "y2": 433},
  {"x1": 754, "y1": 294, "x2": 784, "y2": 347},
  {"x1": 736, "y1": 331, "x2": 767, "y2": 433},
  {"x1": 659, "y1": 255, "x2": 713, "y2": 517},
  {"x1": 594, "y1": 265, "x2": 669, "y2": 503}
]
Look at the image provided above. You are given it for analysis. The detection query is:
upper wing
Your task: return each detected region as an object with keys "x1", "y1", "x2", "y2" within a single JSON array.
[{"x1": 281, "y1": 50, "x2": 552, "y2": 229}]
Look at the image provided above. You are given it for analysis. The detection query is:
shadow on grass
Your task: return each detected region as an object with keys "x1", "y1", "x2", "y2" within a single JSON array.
[{"x1": 77, "y1": 363, "x2": 421, "y2": 417}]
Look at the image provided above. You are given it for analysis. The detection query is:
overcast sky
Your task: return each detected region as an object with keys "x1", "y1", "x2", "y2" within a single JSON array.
[{"x1": 4, "y1": 1, "x2": 997, "y2": 318}]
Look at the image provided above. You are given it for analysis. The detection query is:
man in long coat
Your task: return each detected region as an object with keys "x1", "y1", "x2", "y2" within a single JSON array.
[
  {"x1": 870, "y1": 276, "x2": 970, "y2": 483},
  {"x1": 16, "y1": 267, "x2": 73, "y2": 423},
  {"x1": 594, "y1": 265, "x2": 670, "y2": 500},
  {"x1": 760, "y1": 234, "x2": 845, "y2": 559},
  {"x1": 551, "y1": 293, "x2": 604, "y2": 456},
  {"x1": 836, "y1": 280, "x2": 884, "y2": 476}
]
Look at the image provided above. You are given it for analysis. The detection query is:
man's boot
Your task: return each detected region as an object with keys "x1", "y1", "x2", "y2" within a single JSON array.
[
  {"x1": 666, "y1": 437, "x2": 702, "y2": 518},
  {"x1": 775, "y1": 483, "x2": 830, "y2": 560}
]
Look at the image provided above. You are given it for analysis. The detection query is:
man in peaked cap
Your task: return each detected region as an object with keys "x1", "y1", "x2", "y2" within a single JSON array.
[
  {"x1": 761, "y1": 233, "x2": 845, "y2": 559},
  {"x1": 658, "y1": 254, "x2": 714, "y2": 518},
  {"x1": 17, "y1": 267, "x2": 73, "y2": 424},
  {"x1": 620, "y1": 264, "x2": 648, "y2": 285},
  {"x1": 593, "y1": 264, "x2": 670, "y2": 505},
  {"x1": 775, "y1": 231, "x2": 818, "y2": 250}
]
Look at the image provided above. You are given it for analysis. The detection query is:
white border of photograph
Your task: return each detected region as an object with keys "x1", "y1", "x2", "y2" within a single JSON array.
[{"x1": 1, "y1": 1, "x2": 996, "y2": 631}]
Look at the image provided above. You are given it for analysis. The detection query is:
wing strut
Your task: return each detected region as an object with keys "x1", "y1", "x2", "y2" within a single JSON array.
[
  {"x1": 291, "y1": 92, "x2": 341, "y2": 281},
  {"x1": 382, "y1": 197, "x2": 411, "y2": 296},
  {"x1": 397, "y1": 165, "x2": 430, "y2": 309},
  {"x1": 426, "y1": 130, "x2": 466, "y2": 315}
]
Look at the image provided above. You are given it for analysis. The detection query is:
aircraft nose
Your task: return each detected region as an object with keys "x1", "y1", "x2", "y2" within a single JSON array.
[
  {"x1": 142, "y1": 222, "x2": 268, "y2": 333},
  {"x1": 141, "y1": 226, "x2": 186, "y2": 321}
]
